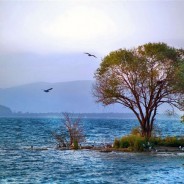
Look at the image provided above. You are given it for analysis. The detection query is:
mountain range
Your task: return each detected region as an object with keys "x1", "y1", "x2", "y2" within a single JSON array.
[
  {"x1": 0, "y1": 105, "x2": 12, "y2": 115},
  {"x1": 0, "y1": 80, "x2": 125, "y2": 113}
]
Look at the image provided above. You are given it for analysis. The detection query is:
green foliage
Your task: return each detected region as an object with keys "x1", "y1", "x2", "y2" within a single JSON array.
[
  {"x1": 113, "y1": 138, "x2": 120, "y2": 148},
  {"x1": 114, "y1": 135, "x2": 146, "y2": 151},
  {"x1": 98, "y1": 49, "x2": 135, "y2": 75},
  {"x1": 148, "y1": 136, "x2": 184, "y2": 147},
  {"x1": 114, "y1": 134, "x2": 184, "y2": 152},
  {"x1": 133, "y1": 137, "x2": 145, "y2": 152},
  {"x1": 137, "y1": 43, "x2": 178, "y2": 61},
  {"x1": 149, "y1": 137, "x2": 162, "y2": 145},
  {"x1": 160, "y1": 136, "x2": 184, "y2": 147},
  {"x1": 94, "y1": 42, "x2": 184, "y2": 139},
  {"x1": 73, "y1": 140, "x2": 79, "y2": 150},
  {"x1": 130, "y1": 125, "x2": 161, "y2": 138},
  {"x1": 131, "y1": 126, "x2": 142, "y2": 136},
  {"x1": 120, "y1": 137, "x2": 130, "y2": 148},
  {"x1": 97, "y1": 43, "x2": 183, "y2": 79}
]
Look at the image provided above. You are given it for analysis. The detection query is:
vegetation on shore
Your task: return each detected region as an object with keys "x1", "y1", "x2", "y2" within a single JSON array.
[
  {"x1": 113, "y1": 127, "x2": 184, "y2": 152},
  {"x1": 52, "y1": 43, "x2": 184, "y2": 152},
  {"x1": 113, "y1": 135, "x2": 184, "y2": 152},
  {"x1": 52, "y1": 115, "x2": 184, "y2": 153},
  {"x1": 92, "y1": 42, "x2": 184, "y2": 152}
]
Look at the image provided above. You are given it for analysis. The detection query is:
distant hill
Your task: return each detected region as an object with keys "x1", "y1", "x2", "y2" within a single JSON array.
[
  {"x1": 0, "y1": 80, "x2": 125, "y2": 113},
  {"x1": 0, "y1": 105, "x2": 12, "y2": 116}
]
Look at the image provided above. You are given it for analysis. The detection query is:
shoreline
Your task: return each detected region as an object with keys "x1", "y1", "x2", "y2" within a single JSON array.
[
  {"x1": 56, "y1": 145, "x2": 184, "y2": 154},
  {"x1": 22, "y1": 145, "x2": 184, "y2": 154}
]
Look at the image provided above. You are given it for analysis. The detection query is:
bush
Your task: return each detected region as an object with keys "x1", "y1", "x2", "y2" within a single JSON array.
[
  {"x1": 127, "y1": 135, "x2": 146, "y2": 151},
  {"x1": 131, "y1": 127, "x2": 142, "y2": 136},
  {"x1": 113, "y1": 138, "x2": 120, "y2": 148},
  {"x1": 73, "y1": 140, "x2": 79, "y2": 150},
  {"x1": 133, "y1": 137, "x2": 146, "y2": 151},
  {"x1": 52, "y1": 112, "x2": 85, "y2": 149},
  {"x1": 114, "y1": 134, "x2": 184, "y2": 152},
  {"x1": 161, "y1": 136, "x2": 184, "y2": 147},
  {"x1": 115, "y1": 135, "x2": 147, "y2": 151},
  {"x1": 149, "y1": 137, "x2": 162, "y2": 146},
  {"x1": 120, "y1": 137, "x2": 130, "y2": 148},
  {"x1": 131, "y1": 125, "x2": 162, "y2": 138}
]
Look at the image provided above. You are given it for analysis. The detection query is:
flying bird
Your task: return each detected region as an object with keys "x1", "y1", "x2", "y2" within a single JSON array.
[
  {"x1": 43, "y1": 88, "x2": 53, "y2": 93},
  {"x1": 84, "y1": 52, "x2": 97, "y2": 58}
]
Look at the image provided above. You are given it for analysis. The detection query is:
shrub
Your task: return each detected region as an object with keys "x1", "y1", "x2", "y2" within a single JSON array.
[
  {"x1": 144, "y1": 136, "x2": 184, "y2": 147},
  {"x1": 118, "y1": 135, "x2": 146, "y2": 151},
  {"x1": 120, "y1": 137, "x2": 130, "y2": 148},
  {"x1": 161, "y1": 136, "x2": 184, "y2": 147},
  {"x1": 73, "y1": 140, "x2": 79, "y2": 150},
  {"x1": 52, "y1": 112, "x2": 85, "y2": 149},
  {"x1": 131, "y1": 125, "x2": 162, "y2": 138},
  {"x1": 149, "y1": 137, "x2": 162, "y2": 146},
  {"x1": 113, "y1": 138, "x2": 120, "y2": 148},
  {"x1": 134, "y1": 138, "x2": 145, "y2": 151},
  {"x1": 131, "y1": 127, "x2": 142, "y2": 136},
  {"x1": 114, "y1": 134, "x2": 184, "y2": 152},
  {"x1": 128, "y1": 135, "x2": 146, "y2": 151}
]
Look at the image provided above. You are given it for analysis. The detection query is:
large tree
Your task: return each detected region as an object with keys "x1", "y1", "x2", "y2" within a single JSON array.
[{"x1": 94, "y1": 43, "x2": 184, "y2": 138}]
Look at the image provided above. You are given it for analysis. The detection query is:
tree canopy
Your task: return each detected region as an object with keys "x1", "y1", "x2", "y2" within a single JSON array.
[{"x1": 94, "y1": 43, "x2": 184, "y2": 138}]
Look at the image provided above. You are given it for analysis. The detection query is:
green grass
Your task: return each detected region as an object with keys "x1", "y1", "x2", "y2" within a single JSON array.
[
  {"x1": 113, "y1": 135, "x2": 146, "y2": 151},
  {"x1": 150, "y1": 136, "x2": 184, "y2": 147},
  {"x1": 113, "y1": 134, "x2": 184, "y2": 151}
]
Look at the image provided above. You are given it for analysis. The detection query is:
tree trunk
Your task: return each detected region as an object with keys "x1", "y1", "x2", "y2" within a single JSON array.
[{"x1": 140, "y1": 118, "x2": 152, "y2": 139}]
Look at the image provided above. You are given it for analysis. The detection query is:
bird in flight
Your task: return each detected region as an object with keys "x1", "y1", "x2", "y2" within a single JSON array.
[
  {"x1": 43, "y1": 88, "x2": 53, "y2": 93},
  {"x1": 84, "y1": 52, "x2": 97, "y2": 58}
]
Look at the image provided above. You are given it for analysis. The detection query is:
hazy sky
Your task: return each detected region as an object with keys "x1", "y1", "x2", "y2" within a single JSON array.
[{"x1": 0, "y1": 0, "x2": 184, "y2": 88}]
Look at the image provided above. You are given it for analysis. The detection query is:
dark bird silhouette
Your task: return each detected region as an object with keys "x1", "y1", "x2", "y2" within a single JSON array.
[
  {"x1": 43, "y1": 88, "x2": 53, "y2": 93},
  {"x1": 84, "y1": 52, "x2": 97, "y2": 58}
]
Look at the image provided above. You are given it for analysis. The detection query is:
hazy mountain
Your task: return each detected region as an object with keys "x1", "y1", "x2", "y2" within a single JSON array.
[
  {"x1": 0, "y1": 105, "x2": 12, "y2": 116},
  {"x1": 0, "y1": 80, "x2": 125, "y2": 113}
]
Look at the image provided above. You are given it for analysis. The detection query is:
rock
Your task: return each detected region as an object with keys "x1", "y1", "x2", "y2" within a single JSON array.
[{"x1": 100, "y1": 149, "x2": 112, "y2": 153}]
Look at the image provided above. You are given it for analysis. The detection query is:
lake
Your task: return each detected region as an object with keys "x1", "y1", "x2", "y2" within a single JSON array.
[{"x1": 0, "y1": 117, "x2": 184, "y2": 183}]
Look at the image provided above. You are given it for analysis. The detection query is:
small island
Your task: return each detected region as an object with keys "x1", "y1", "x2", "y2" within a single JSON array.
[{"x1": 53, "y1": 43, "x2": 184, "y2": 155}]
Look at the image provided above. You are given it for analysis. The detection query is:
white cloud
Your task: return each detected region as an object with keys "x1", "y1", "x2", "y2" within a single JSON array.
[
  {"x1": 38, "y1": 6, "x2": 118, "y2": 53},
  {"x1": 1, "y1": 0, "x2": 184, "y2": 88},
  {"x1": 0, "y1": 2, "x2": 135, "y2": 55},
  {"x1": 43, "y1": 6, "x2": 115, "y2": 41},
  {"x1": 1, "y1": 1, "x2": 183, "y2": 55}
]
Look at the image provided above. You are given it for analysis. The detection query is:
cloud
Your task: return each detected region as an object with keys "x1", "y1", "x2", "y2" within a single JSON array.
[
  {"x1": 44, "y1": 6, "x2": 115, "y2": 41},
  {"x1": 1, "y1": 1, "x2": 184, "y2": 54},
  {"x1": 0, "y1": 1, "x2": 139, "y2": 55},
  {"x1": 1, "y1": 0, "x2": 184, "y2": 88},
  {"x1": 0, "y1": 3, "x2": 123, "y2": 54},
  {"x1": 39, "y1": 6, "x2": 119, "y2": 53}
]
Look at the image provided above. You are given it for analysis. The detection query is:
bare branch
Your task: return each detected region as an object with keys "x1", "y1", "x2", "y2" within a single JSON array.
[{"x1": 94, "y1": 43, "x2": 184, "y2": 138}]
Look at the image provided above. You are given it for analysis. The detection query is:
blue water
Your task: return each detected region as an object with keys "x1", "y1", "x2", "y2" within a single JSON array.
[{"x1": 0, "y1": 117, "x2": 184, "y2": 183}]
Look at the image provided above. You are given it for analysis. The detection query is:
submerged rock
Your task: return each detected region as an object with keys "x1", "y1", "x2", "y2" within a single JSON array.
[{"x1": 100, "y1": 149, "x2": 112, "y2": 153}]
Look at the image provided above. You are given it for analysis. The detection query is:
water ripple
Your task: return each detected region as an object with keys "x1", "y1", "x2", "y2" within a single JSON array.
[{"x1": 0, "y1": 118, "x2": 184, "y2": 183}]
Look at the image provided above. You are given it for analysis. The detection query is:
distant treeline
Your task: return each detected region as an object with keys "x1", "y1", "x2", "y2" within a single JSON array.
[
  {"x1": 0, "y1": 111, "x2": 136, "y2": 119},
  {"x1": 0, "y1": 111, "x2": 179, "y2": 120},
  {"x1": 0, "y1": 104, "x2": 179, "y2": 119}
]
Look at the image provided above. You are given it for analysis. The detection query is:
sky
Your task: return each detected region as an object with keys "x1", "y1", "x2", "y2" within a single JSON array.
[{"x1": 0, "y1": 0, "x2": 184, "y2": 88}]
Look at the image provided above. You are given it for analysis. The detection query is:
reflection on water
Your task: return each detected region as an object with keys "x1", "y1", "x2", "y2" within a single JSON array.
[{"x1": 0, "y1": 118, "x2": 184, "y2": 183}]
